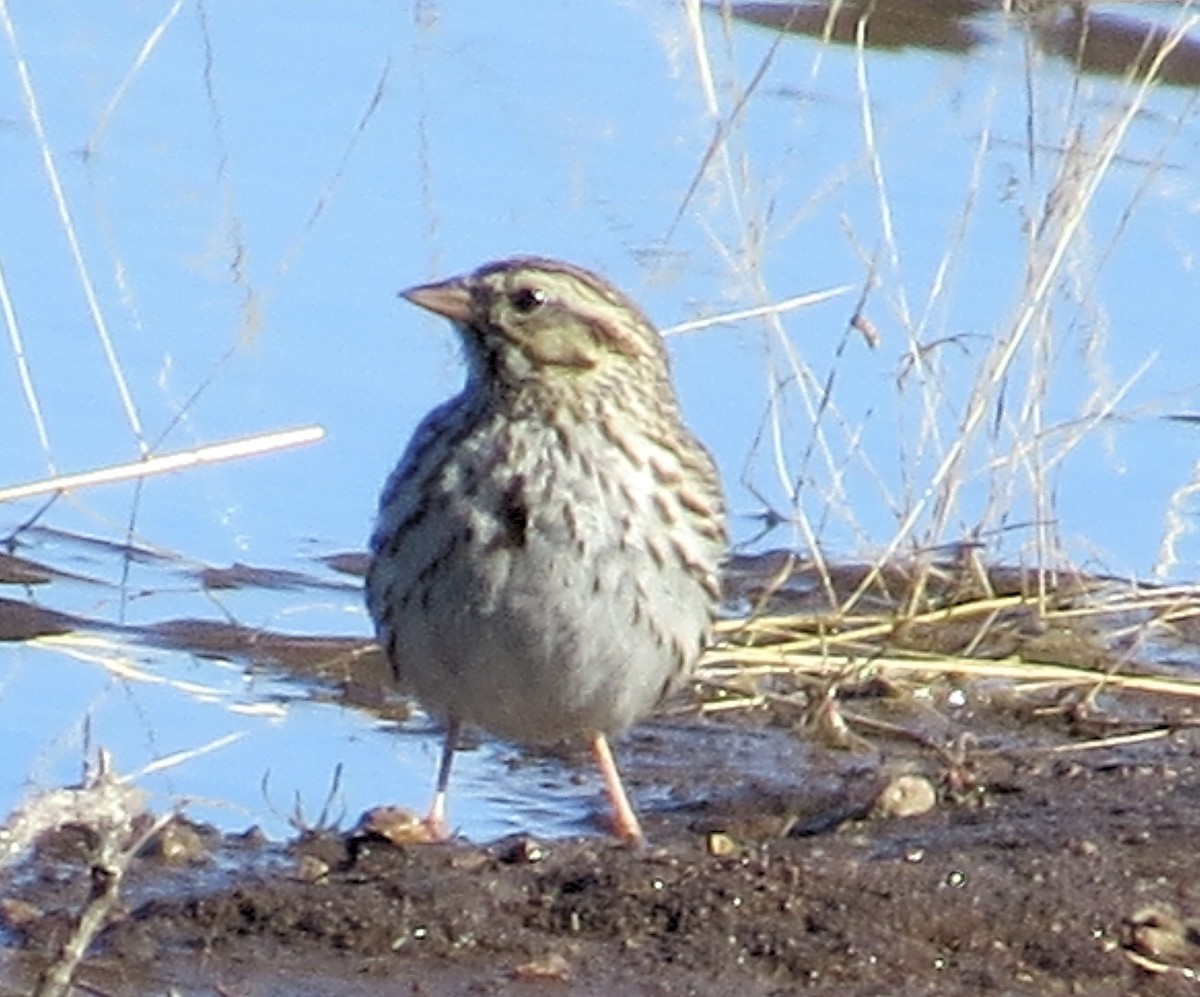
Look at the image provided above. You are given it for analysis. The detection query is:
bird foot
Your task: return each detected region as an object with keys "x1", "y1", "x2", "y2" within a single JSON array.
[{"x1": 355, "y1": 805, "x2": 452, "y2": 846}]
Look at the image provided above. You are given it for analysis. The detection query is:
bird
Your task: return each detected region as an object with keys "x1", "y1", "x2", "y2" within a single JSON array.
[{"x1": 365, "y1": 256, "x2": 726, "y2": 843}]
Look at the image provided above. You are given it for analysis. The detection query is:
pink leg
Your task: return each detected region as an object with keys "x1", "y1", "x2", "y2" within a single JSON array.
[
  {"x1": 425, "y1": 717, "x2": 460, "y2": 840},
  {"x1": 591, "y1": 732, "x2": 644, "y2": 845}
]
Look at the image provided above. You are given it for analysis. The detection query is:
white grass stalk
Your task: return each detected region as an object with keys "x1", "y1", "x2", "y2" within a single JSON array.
[
  {"x1": 0, "y1": 426, "x2": 326, "y2": 503},
  {"x1": 0, "y1": 0, "x2": 147, "y2": 452}
]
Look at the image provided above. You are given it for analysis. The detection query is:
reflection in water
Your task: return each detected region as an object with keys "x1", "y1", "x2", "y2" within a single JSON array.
[
  {"x1": 1034, "y1": 7, "x2": 1200, "y2": 89},
  {"x1": 729, "y1": 1, "x2": 992, "y2": 54},
  {"x1": 731, "y1": 1, "x2": 1200, "y2": 89}
]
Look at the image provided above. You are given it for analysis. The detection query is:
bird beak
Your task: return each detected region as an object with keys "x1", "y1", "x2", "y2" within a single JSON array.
[{"x1": 400, "y1": 277, "x2": 473, "y2": 324}]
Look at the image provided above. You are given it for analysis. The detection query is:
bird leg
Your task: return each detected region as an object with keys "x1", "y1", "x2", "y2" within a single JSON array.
[
  {"x1": 590, "y1": 732, "x2": 644, "y2": 845},
  {"x1": 424, "y1": 717, "x2": 461, "y2": 840}
]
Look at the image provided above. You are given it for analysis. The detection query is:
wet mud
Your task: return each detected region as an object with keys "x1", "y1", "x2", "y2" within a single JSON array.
[
  {"x1": 4, "y1": 710, "x2": 1200, "y2": 996},
  {"x1": 5, "y1": 547, "x2": 1200, "y2": 994}
]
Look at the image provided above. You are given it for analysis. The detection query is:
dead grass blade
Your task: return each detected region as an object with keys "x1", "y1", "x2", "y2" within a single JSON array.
[{"x1": 0, "y1": 425, "x2": 325, "y2": 503}]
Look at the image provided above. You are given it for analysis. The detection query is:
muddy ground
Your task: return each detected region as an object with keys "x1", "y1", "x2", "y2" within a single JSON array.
[
  {"x1": 4, "y1": 703, "x2": 1200, "y2": 997},
  {"x1": 4, "y1": 554, "x2": 1200, "y2": 994}
]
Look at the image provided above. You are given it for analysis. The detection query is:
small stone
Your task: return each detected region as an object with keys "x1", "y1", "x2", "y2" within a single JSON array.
[
  {"x1": 706, "y1": 831, "x2": 739, "y2": 857},
  {"x1": 146, "y1": 819, "x2": 210, "y2": 865},
  {"x1": 0, "y1": 897, "x2": 42, "y2": 931},
  {"x1": 874, "y1": 775, "x2": 937, "y2": 819},
  {"x1": 514, "y1": 951, "x2": 571, "y2": 982},
  {"x1": 354, "y1": 806, "x2": 440, "y2": 846},
  {"x1": 292, "y1": 854, "x2": 330, "y2": 883},
  {"x1": 1126, "y1": 903, "x2": 1197, "y2": 964},
  {"x1": 496, "y1": 835, "x2": 548, "y2": 865}
]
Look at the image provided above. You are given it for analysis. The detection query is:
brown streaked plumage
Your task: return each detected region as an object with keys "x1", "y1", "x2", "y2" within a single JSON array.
[{"x1": 366, "y1": 256, "x2": 725, "y2": 843}]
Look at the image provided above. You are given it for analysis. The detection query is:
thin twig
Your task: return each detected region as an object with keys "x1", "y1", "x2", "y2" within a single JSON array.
[
  {"x1": 0, "y1": 426, "x2": 325, "y2": 503},
  {"x1": 664, "y1": 284, "x2": 854, "y2": 336}
]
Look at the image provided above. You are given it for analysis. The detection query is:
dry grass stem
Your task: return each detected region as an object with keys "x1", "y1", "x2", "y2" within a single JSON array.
[
  {"x1": 30, "y1": 789, "x2": 173, "y2": 997},
  {"x1": 0, "y1": 425, "x2": 326, "y2": 503},
  {"x1": 704, "y1": 555, "x2": 1200, "y2": 716},
  {"x1": 0, "y1": 0, "x2": 145, "y2": 451},
  {"x1": 666, "y1": 284, "x2": 854, "y2": 336}
]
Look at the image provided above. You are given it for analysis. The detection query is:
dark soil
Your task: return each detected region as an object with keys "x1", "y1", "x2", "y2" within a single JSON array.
[
  {"x1": 4, "y1": 714, "x2": 1200, "y2": 997},
  {"x1": 5, "y1": 550, "x2": 1200, "y2": 994}
]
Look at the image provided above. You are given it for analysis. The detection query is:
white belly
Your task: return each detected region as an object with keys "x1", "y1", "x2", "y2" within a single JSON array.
[{"x1": 367, "y1": 409, "x2": 720, "y2": 744}]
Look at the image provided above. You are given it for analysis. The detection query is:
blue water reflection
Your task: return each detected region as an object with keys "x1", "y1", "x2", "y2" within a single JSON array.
[{"x1": 2, "y1": 1, "x2": 1199, "y2": 840}]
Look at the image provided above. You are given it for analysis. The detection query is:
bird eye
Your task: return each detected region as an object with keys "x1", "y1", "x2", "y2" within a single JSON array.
[{"x1": 510, "y1": 286, "x2": 547, "y2": 314}]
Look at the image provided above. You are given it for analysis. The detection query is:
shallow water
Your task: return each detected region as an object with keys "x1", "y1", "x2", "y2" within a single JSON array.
[{"x1": 2, "y1": 1, "x2": 1200, "y2": 841}]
